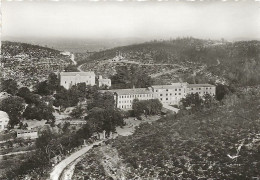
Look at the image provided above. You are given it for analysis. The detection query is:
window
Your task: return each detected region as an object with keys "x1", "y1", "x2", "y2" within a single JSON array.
[
  {"x1": 179, "y1": 89, "x2": 181, "y2": 91},
  {"x1": 65, "y1": 81, "x2": 66, "y2": 84},
  {"x1": 175, "y1": 89, "x2": 177, "y2": 91},
  {"x1": 156, "y1": 90, "x2": 158, "y2": 92},
  {"x1": 175, "y1": 93, "x2": 177, "y2": 95},
  {"x1": 160, "y1": 94, "x2": 163, "y2": 96},
  {"x1": 166, "y1": 94, "x2": 168, "y2": 96},
  {"x1": 160, "y1": 98, "x2": 162, "y2": 100},
  {"x1": 191, "y1": 88, "x2": 193, "y2": 90},
  {"x1": 170, "y1": 93, "x2": 172, "y2": 96},
  {"x1": 199, "y1": 88, "x2": 201, "y2": 90},
  {"x1": 166, "y1": 98, "x2": 168, "y2": 100},
  {"x1": 166, "y1": 89, "x2": 168, "y2": 91},
  {"x1": 179, "y1": 93, "x2": 181, "y2": 95}
]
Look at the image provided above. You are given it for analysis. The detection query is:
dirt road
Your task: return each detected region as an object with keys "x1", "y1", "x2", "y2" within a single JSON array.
[{"x1": 49, "y1": 141, "x2": 103, "y2": 180}]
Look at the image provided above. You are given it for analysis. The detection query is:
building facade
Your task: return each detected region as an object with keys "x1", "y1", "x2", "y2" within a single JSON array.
[
  {"x1": 98, "y1": 75, "x2": 111, "y2": 88},
  {"x1": 101, "y1": 83, "x2": 216, "y2": 110},
  {"x1": 60, "y1": 72, "x2": 95, "y2": 89}
]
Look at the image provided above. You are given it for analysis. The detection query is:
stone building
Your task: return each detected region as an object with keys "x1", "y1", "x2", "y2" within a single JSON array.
[{"x1": 60, "y1": 71, "x2": 95, "y2": 89}]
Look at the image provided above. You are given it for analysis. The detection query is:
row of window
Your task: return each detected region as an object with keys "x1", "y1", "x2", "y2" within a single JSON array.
[
  {"x1": 119, "y1": 94, "x2": 153, "y2": 98},
  {"x1": 120, "y1": 104, "x2": 132, "y2": 109},
  {"x1": 160, "y1": 93, "x2": 182, "y2": 96},
  {"x1": 119, "y1": 100, "x2": 132, "y2": 104},
  {"x1": 155, "y1": 88, "x2": 182, "y2": 92},
  {"x1": 190, "y1": 87, "x2": 212, "y2": 90},
  {"x1": 64, "y1": 81, "x2": 90, "y2": 84}
]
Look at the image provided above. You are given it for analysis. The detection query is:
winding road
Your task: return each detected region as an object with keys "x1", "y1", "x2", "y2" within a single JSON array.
[{"x1": 49, "y1": 141, "x2": 103, "y2": 180}]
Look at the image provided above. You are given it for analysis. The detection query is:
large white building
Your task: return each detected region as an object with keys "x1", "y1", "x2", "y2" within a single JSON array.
[
  {"x1": 101, "y1": 83, "x2": 216, "y2": 110},
  {"x1": 60, "y1": 72, "x2": 96, "y2": 89}
]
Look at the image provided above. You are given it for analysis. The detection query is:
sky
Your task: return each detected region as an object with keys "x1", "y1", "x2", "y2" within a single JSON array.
[{"x1": 2, "y1": 1, "x2": 260, "y2": 41}]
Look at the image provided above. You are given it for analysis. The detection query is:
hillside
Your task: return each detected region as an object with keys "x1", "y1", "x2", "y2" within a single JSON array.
[
  {"x1": 82, "y1": 38, "x2": 260, "y2": 86},
  {"x1": 1, "y1": 41, "x2": 61, "y2": 57},
  {"x1": 74, "y1": 89, "x2": 260, "y2": 179},
  {"x1": 1, "y1": 41, "x2": 71, "y2": 88}
]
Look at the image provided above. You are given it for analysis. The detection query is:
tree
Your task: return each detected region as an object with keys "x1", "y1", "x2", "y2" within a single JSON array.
[
  {"x1": 47, "y1": 73, "x2": 59, "y2": 93},
  {"x1": 34, "y1": 80, "x2": 51, "y2": 96},
  {"x1": 70, "y1": 106, "x2": 85, "y2": 119},
  {"x1": 23, "y1": 102, "x2": 55, "y2": 121},
  {"x1": 132, "y1": 99, "x2": 163, "y2": 117},
  {"x1": 216, "y1": 84, "x2": 235, "y2": 101},
  {"x1": 16, "y1": 87, "x2": 33, "y2": 104},
  {"x1": 0, "y1": 79, "x2": 18, "y2": 95},
  {"x1": 64, "y1": 64, "x2": 79, "y2": 72},
  {"x1": 180, "y1": 93, "x2": 203, "y2": 111},
  {"x1": 0, "y1": 96, "x2": 25, "y2": 127},
  {"x1": 88, "y1": 91, "x2": 115, "y2": 110},
  {"x1": 85, "y1": 107, "x2": 124, "y2": 137},
  {"x1": 111, "y1": 65, "x2": 154, "y2": 89}
]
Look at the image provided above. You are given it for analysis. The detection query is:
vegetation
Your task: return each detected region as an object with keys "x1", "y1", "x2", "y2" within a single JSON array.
[
  {"x1": 1, "y1": 41, "x2": 61, "y2": 57},
  {"x1": 88, "y1": 38, "x2": 260, "y2": 87},
  {"x1": 0, "y1": 79, "x2": 18, "y2": 95},
  {"x1": 64, "y1": 64, "x2": 79, "y2": 72},
  {"x1": 85, "y1": 108, "x2": 124, "y2": 137},
  {"x1": 132, "y1": 99, "x2": 163, "y2": 117},
  {"x1": 0, "y1": 96, "x2": 25, "y2": 127},
  {"x1": 111, "y1": 65, "x2": 153, "y2": 89},
  {"x1": 110, "y1": 90, "x2": 260, "y2": 179}
]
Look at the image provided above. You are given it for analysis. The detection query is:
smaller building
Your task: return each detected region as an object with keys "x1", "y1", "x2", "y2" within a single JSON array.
[
  {"x1": 16, "y1": 129, "x2": 38, "y2": 139},
  {"x1": 98, "y1": 75, "x2": 111, "y2": 88},
  {"x1": 0, "y1": 111, "x2": 9, "y2": 131}
]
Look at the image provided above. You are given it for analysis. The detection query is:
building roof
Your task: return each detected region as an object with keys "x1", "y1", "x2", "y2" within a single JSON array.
[
  {"x1": 99, "y1": 78, "x2": 111, "y2": 82},
  {"x1": 151, "y1": 83, "x2": 187, "y2": 89},
  {"x1": 101, "y1": 88, "x2": 153, "y2": 95},
  {"x1": 60, "y1": 71, "x2": 95, "y2": 76},
  {"x1": 187, "y1": 84, "x2": 215, "y2": 88}
]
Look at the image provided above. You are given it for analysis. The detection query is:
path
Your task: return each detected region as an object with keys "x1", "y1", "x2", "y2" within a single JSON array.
[
  {"x1": 70, "y1": 54, "x2": 77, "y2": 65},
  {"x1": 77, "y1": 64, "x2": 84, "y2": 72},
  {"x1": 162, "y1": 105, "x2": 179, "y2": 113},
  {"x1": 53, "y1": 115, "x2": 160, "y2": 180},
  {"x1": 0, "y1": 150, "x2": 34, "y2": 157},
  {"x1": 49, "y1": 141, "x2": 103, "y2": 180}
]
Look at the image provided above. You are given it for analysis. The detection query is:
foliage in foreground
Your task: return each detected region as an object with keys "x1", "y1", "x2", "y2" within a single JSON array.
[{"x1": 112, "y1": 92, "x2": 260, "y2": 179}]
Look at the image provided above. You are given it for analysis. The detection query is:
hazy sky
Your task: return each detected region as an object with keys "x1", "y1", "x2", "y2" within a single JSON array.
[{"x1": 2, "y1": 1, "x2": 260, "y2": 41}]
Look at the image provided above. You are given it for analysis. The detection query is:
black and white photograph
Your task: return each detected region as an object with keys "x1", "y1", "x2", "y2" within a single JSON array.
[{"x1": 0, "y1": 0, "x2": 260, "y2": 179}]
